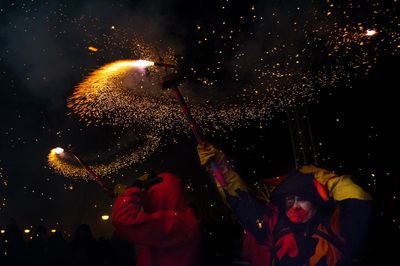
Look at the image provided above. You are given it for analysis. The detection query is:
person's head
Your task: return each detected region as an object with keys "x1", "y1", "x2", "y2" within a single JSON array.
[
  {"x1": 74, "y1": 224, "x2": 93, "y2": 241},
  {"x1": 142, "y1": 172, "x2": 187, "y2": 212},
  {"x1": 283, "y1": 194, "x2": 317, "y2": 223},
  {"x1": 272, "y1": 171, "x2": 327, "y2": 224},
  {"x1": 34, "y1": 225, "x2": 48, "y2": 239}
]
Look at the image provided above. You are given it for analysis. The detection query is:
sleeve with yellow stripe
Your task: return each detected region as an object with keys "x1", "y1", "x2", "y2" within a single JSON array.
[
  {"x1": 197, "y1": 143, "x2": 272, "y2": 243},
  {"x1": 300, "y1": 165, "x2": 372, "y2": 261},
  {"x1": 197, "y1": 143, "x2": 248, "y2": 196},
  {"x1": 299, "y1": 165, "x2": 371, "y2": 201}
]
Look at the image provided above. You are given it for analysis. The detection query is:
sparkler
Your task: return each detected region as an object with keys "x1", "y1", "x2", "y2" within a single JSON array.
[
  {"x1": 48, "y1": 147, "x2": 114, "y2": 197},
  {"x1": 67, "y1": 59, "x2": 184, "y2": 132},
  {"x1": 69, "y1": 13, "x2": 390, "y2": 137},
  {"x1": 47, "y1": 134, "x2": 160, "y2": 180}
]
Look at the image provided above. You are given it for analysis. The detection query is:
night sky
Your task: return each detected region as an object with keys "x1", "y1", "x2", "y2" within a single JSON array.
[{"x1": 0, "y1": 0, "x2": 399, "y2": 260}]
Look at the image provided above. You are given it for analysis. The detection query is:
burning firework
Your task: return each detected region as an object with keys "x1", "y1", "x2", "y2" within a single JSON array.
[
  {"x1": 67, "y1": 0, "x2": 399, "y2": 136},
  {"x1": 88, "y1": 46, "x2": 98, "y2": 52},
  {"x1": 69, "y1": 8, "x2": 392, "y2": 136},
  {"x1": 67, "y1": 55, "x2": 273, "y2": 136},
  {"x1": 67, "y1": 57, "x2": 187, "y2": 133},
  {"x1": 365, "y1": 29, "x2": 377, "y2": 37},
  {"x1": 47, "y1": 134, "x2": 161, "y2": 179}
]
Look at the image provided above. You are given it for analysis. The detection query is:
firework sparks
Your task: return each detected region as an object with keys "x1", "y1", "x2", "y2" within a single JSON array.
[
  {"x1": 88, "y1": 46, "x2": 98, "y2": 52},
  {"x1": 0, "y1": 165, "x2": 8, "y2": 212},
  {"x1": 67, "y1": 1, "x2": 399, "y2": 137},
  {"x1": 47, "y1": 135, "x2": 161, "y2": 180},
  {"x1": 69, "y1": 59, "x2": 179, "y2": 129}
]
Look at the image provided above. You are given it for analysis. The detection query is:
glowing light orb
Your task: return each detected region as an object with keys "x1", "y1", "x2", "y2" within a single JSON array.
[
  {"x1": 130, "y1": 59, "x2": 154, "y2": 68},
  {"x1": 88, "y1": 46, "x2": 98, "y2": 52},
  {"x1": 365, "y1": 29, "x2": 377, "y2": 36},
  {"x1": 52, "y1": 147, "x2": 64, "y2": 155}
]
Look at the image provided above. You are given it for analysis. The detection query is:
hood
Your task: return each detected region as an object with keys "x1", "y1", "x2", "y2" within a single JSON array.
[
  {"x1": 271, "y1": 170, "x2": 325, "y2": 207},
  {"x1": 142, "y1": 172, "x2": 187, "y2": 212}
]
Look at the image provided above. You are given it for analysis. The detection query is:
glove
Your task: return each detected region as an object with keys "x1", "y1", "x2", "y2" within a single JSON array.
[
  {"x1": 300, "y1": 165, "x2": 371, "y2": 201},
  {"x1": 130, "y1": 172, "x2": 163, "y2": 190},
  {"x1": 197, "y1": 143, "x2": 247, "y2": 196},
  {"x1": 197, "y1": 143, "x2": 224, "y2": 166}
]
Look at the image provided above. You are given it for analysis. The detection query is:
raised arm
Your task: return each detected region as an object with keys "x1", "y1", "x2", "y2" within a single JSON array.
[
  {"x1": 197, "y1": 143, "x2": 275, "y2": 243},
  {"x1": 112, "y1": 186, "x2": 198, "y2": 248}
]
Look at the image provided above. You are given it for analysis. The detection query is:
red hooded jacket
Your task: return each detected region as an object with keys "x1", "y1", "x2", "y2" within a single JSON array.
[{"x1": 112, "y1": 172, "x2": 201, "y2": 266}]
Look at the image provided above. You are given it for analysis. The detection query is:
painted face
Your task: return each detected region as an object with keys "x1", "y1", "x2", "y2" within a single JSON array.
[{"x1": 285, "y1": 195, "x2": 317, "y2": 223}]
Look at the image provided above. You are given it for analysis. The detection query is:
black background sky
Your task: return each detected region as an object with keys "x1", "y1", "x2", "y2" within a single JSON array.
[{"x1": 0, "y1": 0, "x2": 399, "y2": 262}]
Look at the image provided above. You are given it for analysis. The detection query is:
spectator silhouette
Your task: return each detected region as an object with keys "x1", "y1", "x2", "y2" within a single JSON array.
[
  {"x1": 47, "y1": 231, "x2": 69, "y2": 266},
  {"x1": 28, "y1": 225, "x2": 49, "y2": 266},
  {"x1": 69, "y1": 224, "x2": 101, "y2": 266},
  {"x1": 3, "y1": 218, "x2": 28, "y2": 266}
]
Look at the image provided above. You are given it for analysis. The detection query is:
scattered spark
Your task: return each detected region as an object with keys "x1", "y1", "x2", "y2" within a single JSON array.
[{"x1": 0, "y1": 165, "x2": 7, "y2": 212}]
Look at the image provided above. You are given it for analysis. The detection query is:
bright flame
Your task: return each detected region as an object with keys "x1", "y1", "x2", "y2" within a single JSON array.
[
  {"x1": 365, "y1": 29, "x2": 377, "y2": 36},
  {"x1": 52, "y1": 147, "x2": 64, "y2": 155},
  {"x1": 130, "y1": 60, "x2": 155, "y2": 68},
  {"x1": 88, "y1": 46, "x2": 98, "y2": 52},
  {"x1": 24, "y1": 229, "x2": 30, "y2": 234},
  {"x1": 101, "y1": 215, "x2": 110, "y2": 221},
  {"x1": 51, "y1": 229, "x2": 56, "y2": 233},
  {"x1": 100, "y1": 60, "x2": 154, "y2": 72},
  {"x1": 0, "y1": 230, "x2": 5, "y2": 234}
]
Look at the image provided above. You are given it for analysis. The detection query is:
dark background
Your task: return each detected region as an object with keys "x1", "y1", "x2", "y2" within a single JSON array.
[{"x1": 0, "y1": 0, "x2": 399, "y2": 264}]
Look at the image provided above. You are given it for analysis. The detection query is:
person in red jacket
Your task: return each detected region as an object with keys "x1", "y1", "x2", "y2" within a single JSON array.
[{"x1": 112, "y1": 172, "x2": 201, "y2": 266}]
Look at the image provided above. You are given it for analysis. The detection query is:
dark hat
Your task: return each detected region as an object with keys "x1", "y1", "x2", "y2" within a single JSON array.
[{"x1": 271, "y1": 170, "x2": 325, "y2": 206}]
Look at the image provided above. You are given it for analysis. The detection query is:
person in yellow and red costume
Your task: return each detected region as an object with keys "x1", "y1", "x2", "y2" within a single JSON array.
[{"x1": 197, "y1": 143, "x2": 371, "y2": 266}]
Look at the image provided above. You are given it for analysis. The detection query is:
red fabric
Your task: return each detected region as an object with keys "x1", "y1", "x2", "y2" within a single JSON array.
[
  {"x1": 313, "y1": 178, "x2": 329, "y2": 202},
  {"x1": 262, "y1": 175, "x2": 288, "y2": 186},
  {"x1": 112, "y1": 172, "x2": 201, "y2": 266},
  {"x1": 242, "y1": 231, "x2": 272, "y2": 266},
  {"x1": 241, "y1": 209, "x2": 278, "y2": 266},
  {"x1": 241, "y1": 208, "x2": 301, "y2": 265},
  {"x1": 275, "y1": 232, "x2": 299, "y2": 259}
]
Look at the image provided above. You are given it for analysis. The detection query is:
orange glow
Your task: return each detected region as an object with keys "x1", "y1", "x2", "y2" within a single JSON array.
[
  {"x1": 88, "y1": 46, "x2": 98, "y2": 52},
  {"x1": 130, "y1": 60, "x2": 155, "y2": 68}
]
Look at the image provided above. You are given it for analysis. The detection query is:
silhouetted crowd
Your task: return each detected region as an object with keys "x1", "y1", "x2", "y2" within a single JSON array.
[
  {"x1": 0, "y1": 217, "x2": 247, "y2": 266},
  {"x1": 0, "y1": 219, "x2": 140, "y2": 266}
]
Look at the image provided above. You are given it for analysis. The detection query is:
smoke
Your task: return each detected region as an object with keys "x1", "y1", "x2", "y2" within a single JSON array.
[{"x1": 0, "y1": 0, "x2": 184, "y2": 107}]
